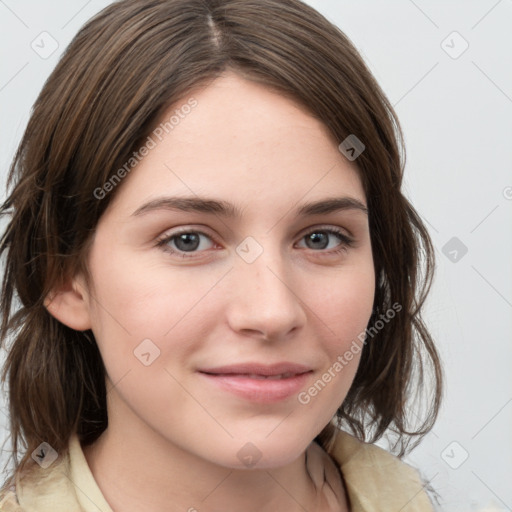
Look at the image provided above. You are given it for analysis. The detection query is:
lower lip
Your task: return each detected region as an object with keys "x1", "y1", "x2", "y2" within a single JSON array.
[{"x1": 199, "y1": 372, "x2": 312, "y2": 403}]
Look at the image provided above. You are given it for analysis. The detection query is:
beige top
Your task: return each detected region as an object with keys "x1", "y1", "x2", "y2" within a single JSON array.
[{"x1": 0, "y1": 430, "x2": 434, "y2": 512}]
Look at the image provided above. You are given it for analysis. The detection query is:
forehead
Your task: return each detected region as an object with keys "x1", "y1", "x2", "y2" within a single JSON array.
[{"x1": 104, "y1": 71, "x2": 366, "y2": 220}]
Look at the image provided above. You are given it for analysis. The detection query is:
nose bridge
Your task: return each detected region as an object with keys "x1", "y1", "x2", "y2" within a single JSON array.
[{"x1": 228, "y1": 235, "x2": 306, "y2": 339}]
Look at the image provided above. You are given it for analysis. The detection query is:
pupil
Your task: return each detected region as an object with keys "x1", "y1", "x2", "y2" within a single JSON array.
[
  {"x1": 176, "y1": 233, "x2": 199, "y2": 251},
  {"x1": 308, "y1": 232, "x2": 327, "y2": 249}
]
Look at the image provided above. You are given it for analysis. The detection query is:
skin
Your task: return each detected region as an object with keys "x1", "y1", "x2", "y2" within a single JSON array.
[{"x1": 47, "y1": 70, "x2": 375, "y2": 512}]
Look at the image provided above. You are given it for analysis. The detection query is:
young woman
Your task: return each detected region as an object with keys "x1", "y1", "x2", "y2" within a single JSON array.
[{"x1": 0, "y1": 0, "x2": 443, "y2": 510}]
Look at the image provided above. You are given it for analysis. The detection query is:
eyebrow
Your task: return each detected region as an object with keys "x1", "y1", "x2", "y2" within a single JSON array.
[{"x1": 131, "y1": 195, "x2": 368, "y2": 219}]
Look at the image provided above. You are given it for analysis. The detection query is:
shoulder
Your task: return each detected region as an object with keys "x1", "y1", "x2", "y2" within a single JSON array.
[
  {"x1": 0, "y1": 434, "x2": 113, "y2": 512},
  {"x1": 327, "y1": 429, "x2": 435, "y2": 512},
  {"x1": 0, "y1": 440, "x2": 80, "y2": 512},
  {"x1": 0, "y1": 487, "x2": 23, "y2": 512}
]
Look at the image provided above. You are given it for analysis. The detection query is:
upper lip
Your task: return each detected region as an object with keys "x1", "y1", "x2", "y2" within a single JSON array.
[{"x1": 198, "y1": 362, "x2": 313, "y2": 377}]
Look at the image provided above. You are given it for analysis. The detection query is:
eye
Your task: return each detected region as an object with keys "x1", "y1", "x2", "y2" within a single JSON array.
[
  {"x1": 155, "y1": 226, "x2": 355, "y2": 259},
  {"x1": 156, "y1": 229, "x2": 217, "y2": 258},
  {"x1": 296, "y1": 227, "x2": 355, "y2": 256}
]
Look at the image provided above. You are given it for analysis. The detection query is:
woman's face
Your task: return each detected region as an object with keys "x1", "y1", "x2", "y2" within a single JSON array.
[{"x1": 74, "y1": 71, "x2": 375, "y2": 468}]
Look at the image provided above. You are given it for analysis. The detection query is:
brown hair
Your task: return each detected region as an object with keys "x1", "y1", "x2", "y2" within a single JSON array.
[{"x1": 0, "y1": 0, "x2": 442, "y2": 482}]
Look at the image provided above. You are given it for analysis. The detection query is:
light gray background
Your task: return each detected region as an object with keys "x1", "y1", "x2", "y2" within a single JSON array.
[{"x1": 1, "y1": 1, "x2": 511, "y2": 511}]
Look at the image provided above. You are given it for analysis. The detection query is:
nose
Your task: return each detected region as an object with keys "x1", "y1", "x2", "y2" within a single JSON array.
[{"x1": 226, "y1": 243, "x2": 307, "y2": 342}]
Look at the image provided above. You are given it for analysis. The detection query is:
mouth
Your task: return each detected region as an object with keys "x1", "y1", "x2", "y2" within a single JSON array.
[
  {"x1": 197, "y1": 362, "x2": 313, "y2": 403},
  {"x1": 208, "y1": 372, "x2": 300, "y2": 380}
]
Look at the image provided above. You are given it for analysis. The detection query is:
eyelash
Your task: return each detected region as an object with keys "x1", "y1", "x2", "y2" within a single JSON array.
[{"x1": 155, "y1": 226, "x2": 355, "y2": 259}]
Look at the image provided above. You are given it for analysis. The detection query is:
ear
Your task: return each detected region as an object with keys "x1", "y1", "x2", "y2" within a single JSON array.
[{"x1": 44, "y1": 274, "x2": 92, "y2": 331}]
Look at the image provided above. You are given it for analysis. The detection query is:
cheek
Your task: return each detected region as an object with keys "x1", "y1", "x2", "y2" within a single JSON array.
[
  {"x1": 85, "y1": 249, "x2": 225, "y2": 371},
  {"x1": 306, "y1": 266, "x2": 375, "y2": 406},
  {"x1": 319, "y1": 265, "x2": 375, "y2": 348}
]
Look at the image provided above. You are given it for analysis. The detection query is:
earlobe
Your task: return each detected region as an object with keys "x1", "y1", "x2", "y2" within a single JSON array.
[{"x1": 44, "y1": 276, "x2": 92, "y2": 331}]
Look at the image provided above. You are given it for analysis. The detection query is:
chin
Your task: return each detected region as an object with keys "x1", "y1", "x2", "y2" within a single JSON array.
[{"x1": 210, "y1": 434, "x2": 313, "y2": 471}]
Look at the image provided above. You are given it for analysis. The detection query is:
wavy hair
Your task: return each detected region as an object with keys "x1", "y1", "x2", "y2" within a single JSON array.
[{"x1": 0, "y1": 0, "x2": 443, "y2": 481}]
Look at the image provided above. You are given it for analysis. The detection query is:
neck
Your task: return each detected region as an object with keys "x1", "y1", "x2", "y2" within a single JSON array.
[{"x1": 84, "y1": 428, "x2": 324, "y2": 512}]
